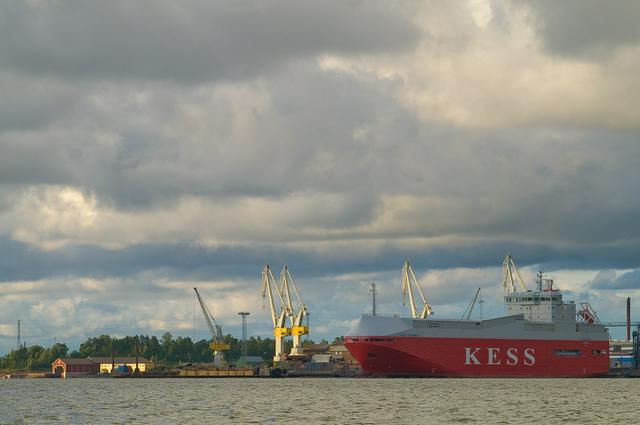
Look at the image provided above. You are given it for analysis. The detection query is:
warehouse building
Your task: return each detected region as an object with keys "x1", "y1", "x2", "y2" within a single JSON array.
[
  {"x1": 51, "y1": 356, "x2": 154, "y2": 378},
  {"x1": 51, "y1": 358, "x2": 98, "y2": 378},
  {"x1": 88, "y1": 357, "x2": 154, "y2": 374}
]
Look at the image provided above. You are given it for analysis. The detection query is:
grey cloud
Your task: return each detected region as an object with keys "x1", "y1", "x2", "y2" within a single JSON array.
[
  {"x1": 0, "y1": 0, "x2": 419, "y2": 83},
  {"x1": 590, "y1": 269, "x2": 640, "y2": 289},
  {"x1": 587, "y1": 270, "x2": 617, "y2": 288},
  {"x1": 521, "y1": 0, "x2": 640, "y2": 57},
  {"x1": 3, "y1": 52, "x2": 639, "y2": 251},
  {"x1": 3, "y1": 234, "x2": 640, "y2": 285},
  {"x1": 0, "y1": 73, "x2": 80, "y2": 131},
  {"x1": 0, "y1": 62, "x2": 414, "y2": 209},
  {"x1": 6, "y1": 61, "x2": 640, "y2": 252},
  {"x1": 0, "y1": 137, "x2": 73, "y2": 187}
]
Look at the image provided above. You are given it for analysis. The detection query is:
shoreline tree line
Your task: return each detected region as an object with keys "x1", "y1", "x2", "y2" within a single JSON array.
[{"x1": 0, "y1": 333, "x2": 335, "y2": 372}]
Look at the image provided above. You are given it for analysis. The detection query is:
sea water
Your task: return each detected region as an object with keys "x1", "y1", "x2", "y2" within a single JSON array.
[{"x1": 1, "y1": 378, "x2": 638, "y2": 424}]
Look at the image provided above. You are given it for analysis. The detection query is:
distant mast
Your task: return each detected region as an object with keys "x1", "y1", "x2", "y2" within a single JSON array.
[
  {"x1": 536, "y1": 270, "x2": 554, "y2": 292},
  {"x1": 370, "y1": 282, "x2": 377, "y2": 316}
]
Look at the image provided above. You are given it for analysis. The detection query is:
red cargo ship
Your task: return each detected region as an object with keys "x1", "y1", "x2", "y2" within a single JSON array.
[{"x1": 345, "y1": 257, "x2": 610, "y2": 377}]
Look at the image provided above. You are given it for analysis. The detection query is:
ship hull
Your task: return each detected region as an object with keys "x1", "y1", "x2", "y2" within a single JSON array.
[{"x1": 345, "y1": 336, "x2": 609, "y2": 377}]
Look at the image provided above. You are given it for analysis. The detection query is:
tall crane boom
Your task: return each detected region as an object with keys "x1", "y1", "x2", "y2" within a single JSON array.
[
  {"x1": 401, "y1": 261, "x2": 433, "y2": 319},
  {"x1": 261, "y1": 265, "x2": 291, "y2": 363},
  {"x1": 280, "y1": 266, "x2": 309, "y2": 356},
  {"x1": 503, "y1": 254, "x2": 527, "y2": 294},
  {"x1": 461, "y1": 288, "x2": 482, "y2": 320},
  {"x1": 193, "y1": 287, "x2": 230, "y2": 366}
]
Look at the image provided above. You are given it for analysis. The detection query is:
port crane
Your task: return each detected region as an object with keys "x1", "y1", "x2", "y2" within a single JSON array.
[
  {"x1": 401, "y1": 261, "x2": 433, "y2": 318},
  {"x1": 280, "y1": 265, "x2": 309, "y2": 356},
  {"x1": 261, "y1": 265, "x2": 292, "y2": 363},
  {"x1": 193, "y1": 287, "x2": 230, "y2": 367},
  {"x1": 461, "y1": 288, "x2": 482, "y2": 320},
  {"x1": 502, "y1": 254, "x2": 527, "y2": 294}
]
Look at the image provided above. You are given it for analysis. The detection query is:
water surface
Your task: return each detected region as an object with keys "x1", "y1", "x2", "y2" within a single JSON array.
[{"x1": 1, "y1": 378, "x2": 637, "y2": 424}]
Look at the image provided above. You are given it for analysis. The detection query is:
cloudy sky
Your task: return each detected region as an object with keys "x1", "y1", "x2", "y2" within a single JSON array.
[{"x1": 1, "y1": 0, "x2": 640, "y2": 352}]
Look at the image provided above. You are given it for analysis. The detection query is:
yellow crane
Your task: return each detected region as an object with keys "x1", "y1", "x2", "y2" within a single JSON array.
[
  {"x1": 193, "y1": 287, "x2": 230, "y2": 367},
  {"x1": 261, "y1": 265, "x2": 291, "y2": 363},
  {"x1": 280, "y1": 266, "x2": 309, "y2": 356}
]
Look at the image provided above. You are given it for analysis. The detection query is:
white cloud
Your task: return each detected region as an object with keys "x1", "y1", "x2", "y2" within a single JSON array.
[{"x1": 320, "y1": 1, "x2": 640, "y2": 129}]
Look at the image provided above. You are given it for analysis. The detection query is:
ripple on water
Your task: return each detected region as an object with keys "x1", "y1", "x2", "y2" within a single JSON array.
[{"x1": 0, "y1": 378, "x2": 639, "y2": 424}]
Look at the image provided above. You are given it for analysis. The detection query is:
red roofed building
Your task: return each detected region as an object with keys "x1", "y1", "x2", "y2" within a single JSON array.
[{"x1": 51, "y1": 358, "x2": 98, "y2": 378}]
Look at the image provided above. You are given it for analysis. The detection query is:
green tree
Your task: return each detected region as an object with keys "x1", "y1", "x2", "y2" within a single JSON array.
[
  {"x1": 192, "y1": 339, "x2": 213, "y2": 362},
  {"x1": 79, "y1": 335, "x2": 112, "y2": 357},
  {"x1": 161, "y1": 332, "x2": 174, "y2": 366},
  {"x1": 174, "y1": 336, "x2": 193, "y2": 363},
  {"x1": 144, "y1": 335, "x2": 163, "y2": 363},
  {"x1": 49, "y1": 343, "x2": 69, "y2": 360}
]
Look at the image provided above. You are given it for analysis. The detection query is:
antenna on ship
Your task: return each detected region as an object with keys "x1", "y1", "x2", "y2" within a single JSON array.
[
  {"x1": 536, "y1": 269, "x2": 555, "y2": 292},
  {"x1": 536, "y1": 270, "x2": 544, "y2": 292}
]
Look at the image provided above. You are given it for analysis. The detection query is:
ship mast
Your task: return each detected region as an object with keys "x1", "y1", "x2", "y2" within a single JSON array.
[{"x1": 535, "y1": 270, "x2": 555, "y2": 292}]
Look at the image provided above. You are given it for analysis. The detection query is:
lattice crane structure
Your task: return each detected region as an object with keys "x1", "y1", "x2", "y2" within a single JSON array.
[
  {"x1": 280, "y1": 266, "x2": 309, "y2": 356},
  {"x1": 194, "y1": 287, "x2": 230, "y2": 367},
  {"x1": 401, "y1": 261, "x2": 433, "y2": 319},
  {"x1": 261, "y1": 265, "x2": 292, "y2": 363}
]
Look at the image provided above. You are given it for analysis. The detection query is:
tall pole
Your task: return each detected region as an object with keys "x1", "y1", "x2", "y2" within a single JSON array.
[
  {"x1": 370, "y1": 282, "x2": 377, "y2": 316},
  {"x1": 627, "y1": 297, "x2": 631, "y2": 341},
  {"x1": 135, "y1": 341, "x2": 140, "y2": 375},
  {"x1": 17, "y1": 320, "x2": 20, "y2": 351},
  {"x1": 192, "y1": 293, "x2": 196, "y2": 362},
  {"x1": 238, "y1": 312, "x2": 250, "y2": 364}
]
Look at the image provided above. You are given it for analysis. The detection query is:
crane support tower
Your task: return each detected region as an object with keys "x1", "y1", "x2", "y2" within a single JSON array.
[
  {"x1": 401, "y1": 261, "x2": 433, "y2": 319},
  {"x1": 261, "y1": 265, "x2": 292, "y2": 363},
  {"x1": 461, "y1": 288, "x2": 482, "y2": 320},
  {"x1": 194, "y1": 287, "x2": 230, "y2": 367},
  {"x1": 502, "y1": 254, "x2": 528, "y2": 295},
  {"x1": 577, "y1": 302, "x2": 601, "y2": 325},
  {"x1": 280, "y1": 266, "x2": 309, "y2": 356}
]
